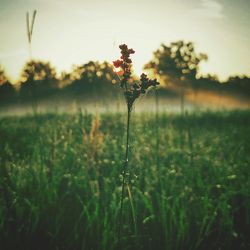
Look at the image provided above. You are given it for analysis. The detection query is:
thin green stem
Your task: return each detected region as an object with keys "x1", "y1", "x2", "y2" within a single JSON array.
[
  {"x1": 28, "y1": 42, "x2": 32, "y2": 60},
  {"x1": 155, "y1": 88, "x2": 159, "y2": 169},
  {"x1": 127, "y1": 183, "x2": 137, "y2": 235},
  {"x1": 118, "y1": 105, "x2": 131, "y2": 242}
]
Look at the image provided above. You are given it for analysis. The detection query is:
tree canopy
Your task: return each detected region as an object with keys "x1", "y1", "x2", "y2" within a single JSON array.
[
  {"x1": 0, "y1": 66, "x2": 16, "y2": 104},
  {"x1": 19, "y1": 60, "x2": 58, "y2": 99},
  {"x1": 67, "y1": 61, "x2": 120, "y2": 97},
  {"x1": 21, "y1": 60, "x2": 57, "y2": 82},
  {"x1": 144, "y1": 41, "x2": 208, "y2": 85},
  {"x1": 0, "y1": 42, "x2": 249, "y2": 106}
]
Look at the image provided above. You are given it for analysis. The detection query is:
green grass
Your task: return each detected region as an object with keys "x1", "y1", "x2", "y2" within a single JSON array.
[{"x1": 0, "y1": 110, "x2": 250, "y2": 250}]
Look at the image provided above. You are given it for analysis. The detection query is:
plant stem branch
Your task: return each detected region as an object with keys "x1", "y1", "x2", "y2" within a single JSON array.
[
  {"x1": 155, "y1": 88, "x2": 159, "y2": 169},
  {"x1": 118, "y1": 105, "x2": 131, "y2": 242}
]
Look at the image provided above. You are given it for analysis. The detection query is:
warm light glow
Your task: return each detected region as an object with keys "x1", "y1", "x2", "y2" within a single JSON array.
[
  {"x1": 0, "y1": 0, "x2": 250, "y2": 83},
  {"x1": 113, "y1": 67, "x2": 121, "y2": 73}
]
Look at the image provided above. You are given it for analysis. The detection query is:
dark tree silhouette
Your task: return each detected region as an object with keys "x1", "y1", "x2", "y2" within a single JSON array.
[
  {"x1": 59, "y1": 71, "x2": 72, "y2": 88},
  {"x1": 227, "y1": 75, "x2": 250, "y2": 98},
  {"x1": 0, "y1": 67, "x2": 16, "y2": 105},
  {"x1": 0, "y1": 66, "x2": 8, "y2": 85},
  {"x1": 65, "y1": 61, "x2": 120, "y2": 98},
  {"x1": 195, "y1": 74, "x2": 220, "y2": 91},
  {"x1": 19, "y1": 60, "x2": 58, "y2": 100},
  {"x1": 144, "y1": 41, "x2": 207, "y2": 84},
  {"x1": 144, "y1": 41, "x2": 208, "y2": 112}
]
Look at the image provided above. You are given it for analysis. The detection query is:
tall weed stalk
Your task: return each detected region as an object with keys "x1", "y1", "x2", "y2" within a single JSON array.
[
  {"x1": 26, "y1": 10, "x2": 37, "y2": 59},
  {"x1": 26, "y1": 10, "x2": 38, "y2": 115},
  {"x1": 113, "y1": 44, "x2": 159, "y2": 242}
]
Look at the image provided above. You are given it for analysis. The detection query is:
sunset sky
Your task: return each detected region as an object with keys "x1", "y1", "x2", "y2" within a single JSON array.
[{"x1": 0, "y1": 0, "x2": 250, "y2": 83}]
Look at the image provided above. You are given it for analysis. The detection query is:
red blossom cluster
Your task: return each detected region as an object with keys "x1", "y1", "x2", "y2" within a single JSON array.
[
  {"x1": 113, "y1": 44, "x2": 159, "y2": 109},
  {"x1": 113, "y1": 44, "x2": 135, "y2": 88}
]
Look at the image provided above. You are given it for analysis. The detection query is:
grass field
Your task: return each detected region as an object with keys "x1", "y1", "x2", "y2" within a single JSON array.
[{"x1": 0, "y1": 110, "x2": 250, "y2": 250}]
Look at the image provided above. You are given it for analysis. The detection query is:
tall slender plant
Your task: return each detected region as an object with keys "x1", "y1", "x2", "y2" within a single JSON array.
[
  {"x1": 155, "y1": 86, "x2": 160, "y2": 169},
  {"x1": 113, "y1": 44, "x2": 159, "y2": 241},
  {"x1": 26, "y1": 10, "x2": 37, "y2": 59},
  {"x1": 26, "y1": 10, "x2": 37, "y2": 114}
]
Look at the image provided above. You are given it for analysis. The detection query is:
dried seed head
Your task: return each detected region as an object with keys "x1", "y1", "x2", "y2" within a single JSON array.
[{"x1": 113, "y1": 44, "x2": 159, "y2": 109}]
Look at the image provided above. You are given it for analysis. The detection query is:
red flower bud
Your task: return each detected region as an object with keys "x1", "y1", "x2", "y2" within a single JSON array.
[{"x1": 113, "y1": 60, "x2": 123, "y2": 68}]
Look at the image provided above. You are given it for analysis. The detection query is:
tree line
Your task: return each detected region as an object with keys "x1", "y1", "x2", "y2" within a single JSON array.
[{"x1": 0, "y1": 40, "x2": 249, "y2": 106}]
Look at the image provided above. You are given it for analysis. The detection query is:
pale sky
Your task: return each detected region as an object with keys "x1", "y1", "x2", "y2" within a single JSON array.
[{"x1": 0, "y1": 0, "x2": 250, "y2": 83}]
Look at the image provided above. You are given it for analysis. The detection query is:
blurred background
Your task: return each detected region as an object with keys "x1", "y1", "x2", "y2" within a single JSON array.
[
  {"x1": 0, "y1": 0, "x2": 250, "y2": 114},
  {"x1": 1, "y1": 1, "x2": 250, "y2": 249}
]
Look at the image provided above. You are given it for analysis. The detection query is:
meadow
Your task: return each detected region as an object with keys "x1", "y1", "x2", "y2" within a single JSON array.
[{"x1": 0, "y1": 110, "x2": 250, "y2": 250}]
